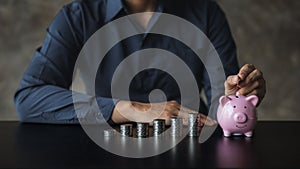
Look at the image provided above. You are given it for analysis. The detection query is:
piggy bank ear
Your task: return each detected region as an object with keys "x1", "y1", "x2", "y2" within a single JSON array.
[
  {"x1": 246, "y1": 95, "x2": 259, "y2": 106},
  {"x1": 219, "y1": 96, "x2": 231, "y2": 106}
]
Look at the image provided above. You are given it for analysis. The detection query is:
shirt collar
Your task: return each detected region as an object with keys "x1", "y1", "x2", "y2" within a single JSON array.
[
  {"x1": 105, "y1": 0, "x2": 124, "y2": 23},
  {"x1": 105, "y1": 0, "x2": 165, "y2": 23}
]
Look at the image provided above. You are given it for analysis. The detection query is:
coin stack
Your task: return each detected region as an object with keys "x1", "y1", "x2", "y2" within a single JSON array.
[
  {"x1": 153, "y1": 119, "x2": 166, "y2": 136},
  {"x1": 136, "y1": 123, "x2": 149, "y2": 138},
  {"x1": 103, "y1": 129, "x2": 117, "y2": 137},
  {"x1": 120, "y1": 124, "x2": 133, "y2": 137},
  {"x1": 170, "y1": 117, "x2": 183, "y2": 137},
  {"x1": 188, "y1": 113, "x2": 199, "y2": 137}
]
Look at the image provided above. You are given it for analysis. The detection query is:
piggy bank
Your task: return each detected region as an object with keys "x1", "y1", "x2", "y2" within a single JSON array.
[{"x1": 217, "y1": 94, "x2": 259, "y2": 137}]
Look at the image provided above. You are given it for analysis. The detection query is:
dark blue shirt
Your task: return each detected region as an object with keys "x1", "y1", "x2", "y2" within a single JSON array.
[{"x1": 14, "y1": 0, "x2": 239, "y2": 124}]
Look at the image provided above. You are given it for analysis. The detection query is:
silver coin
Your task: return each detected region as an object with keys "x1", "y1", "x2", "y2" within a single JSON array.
[
  {"x1": 170, "y1": 117, "x2": 183, "y2": 137},
  {"x1": 188, "y1": 113, "x2": 199, "y2": 137},
  {"x1": 120, "y1": 124, "x2": 133, "y2": 137},
  {"x1": 153, "y1": 119, "x2": 166, "y2": 136},
  {"x1": 103, "y1": 129, "x2": 117, "y2": 137},
  {"x1": 136, "y1": 123, "x2": 149, "y2": 138}
]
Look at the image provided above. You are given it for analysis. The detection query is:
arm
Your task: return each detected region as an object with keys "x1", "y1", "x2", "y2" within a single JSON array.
[
  {"x1": 200, "y1": 1, "x2": 240, "y2": 119},
  {"x1": 206, "y1": 2, "x2": 266, "y2": 105},
  {"x1": 14, "y1": 6, "x2": 115, "y2": 124},
  {"x1": 111, "y1": 100, "x2": 216, "y2": 126}
]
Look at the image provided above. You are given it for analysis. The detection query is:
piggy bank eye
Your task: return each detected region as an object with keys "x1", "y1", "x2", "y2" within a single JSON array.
[
  {"x1": 233, "y1": 106, "x2": 236, "y2": 108},
  {"x1": 244, "y1": 106, "x2": 247, "y2": 109}
]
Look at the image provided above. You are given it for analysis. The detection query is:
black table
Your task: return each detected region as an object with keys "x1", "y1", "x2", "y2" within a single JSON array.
[{"x1": 0, "y1": 121, "x2": 299, "y2": 168}]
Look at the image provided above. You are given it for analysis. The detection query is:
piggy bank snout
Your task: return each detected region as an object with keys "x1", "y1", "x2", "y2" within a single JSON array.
[{"x1": 233, "y1": 113, "x2": 247, "y2": 124}]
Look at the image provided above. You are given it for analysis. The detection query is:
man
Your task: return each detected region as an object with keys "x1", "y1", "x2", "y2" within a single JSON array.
[{"x1": 14, "y1": 0, "x2": 266, "y2": 126}]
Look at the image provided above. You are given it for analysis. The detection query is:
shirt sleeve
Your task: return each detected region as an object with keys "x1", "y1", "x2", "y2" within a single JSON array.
[
  {"x1": 200, "y1": 0, "x2": 239, "y2": 116},
  {"x1": 14, "y1": 5, "x2": 116, "y2": 124}
]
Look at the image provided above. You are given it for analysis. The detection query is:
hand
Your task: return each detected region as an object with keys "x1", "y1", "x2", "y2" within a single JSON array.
[
  {"x1": 225, "y1": 64, "x2": 266, "y2": 105},
  {"x1": 178, "y1": 106, "x2": 217, "y2": 127},
  {"x1": 112, "y1": 100, "x2": 217, "y2": 126},
  {"x1": 112, "y1": 100, "x2": 178, "y2": 125}
]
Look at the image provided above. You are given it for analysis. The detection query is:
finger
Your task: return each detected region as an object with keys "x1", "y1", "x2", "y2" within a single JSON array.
[
  {"x1": 159, "y1": 109, "x2": 178, "y2": 120},
  {"x1": 165, "y1": 104, "x2": 180, "y2": 116},
  {"x1": 239, "y1": 69, "x2": 263, "y2": 87},
  {"x1": 180, "y1": 106, "x2": 198, "y2": 115},
  {"x1": 206, "y1": 116, "x2": 217, "y2": 126},
  {"x1": 197, "y1": 114, "x2": 204, "y2": 127},
  {"x1": 225, "y1": 75, "x2": 239, "y2": 95},
  {"x1": 169, "y1": 110, "x2": 179, "y2": 117},
  {"x1": 199, "y1": 114, "x2": 217, "y2": 126},
  {"x1": 225, "y1": 75, "x2": 239, "y2": 88},
  {"x1": 158, "y1": 113, "x2": 175, "y2": 126},
  {"x1": 164, "y1": 118, "x2": 171, "y2": 126},
  {"x1": 238, "y1": 64, "x2": 256, "y2": 81},
  {"x1": 169, "y1": 100, "x2": 180, "y2": 107},
  {"x1": 168, "y1": 102, "x2": 181, "y2": 113},
  {"x1": 238, "y1": 78, "x2": 265, "y2": 96}
]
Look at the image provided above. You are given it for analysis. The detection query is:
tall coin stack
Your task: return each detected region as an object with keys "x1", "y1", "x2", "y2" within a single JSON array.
[
  {"x1": 153, "y1": 119, "x2": 166, "y2": 136},
  {"x1": 188, "y1": 113, "x2": 199, "y2": 137},
  {"x1": 170, "y1": 117, "x2": 183, "y2": 137},
  {"x1": 136, "y1": 123, "x2": 149, "y2": 138},
  {"x1": 120, "y1": 124, "x2": 133, "y2": 137}
]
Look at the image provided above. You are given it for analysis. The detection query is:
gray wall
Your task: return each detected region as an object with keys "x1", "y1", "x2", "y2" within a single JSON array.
[
  {"x1": 0, "y1": 0, "x2": 299, "y2": 121},
  {"x1": 218, "y1": 0, "x2": 300, "y2": 120}
]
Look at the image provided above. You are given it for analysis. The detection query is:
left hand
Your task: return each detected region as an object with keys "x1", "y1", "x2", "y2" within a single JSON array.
[
  {"x1": 225, "y1": 64, "x2": 266, "y2": 106},
  {"x1": 178, "y1": 106, "x2": 217, "y2": 127}
]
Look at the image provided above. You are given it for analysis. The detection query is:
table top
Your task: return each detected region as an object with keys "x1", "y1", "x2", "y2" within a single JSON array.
[{"x1": 0, "y1": 121, "x2": 299, "y2": 168}]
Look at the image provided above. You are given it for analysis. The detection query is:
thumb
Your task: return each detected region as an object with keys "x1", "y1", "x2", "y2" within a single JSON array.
[{"x1": 225, "y1": 75, "x2": 239, "y2": 95}]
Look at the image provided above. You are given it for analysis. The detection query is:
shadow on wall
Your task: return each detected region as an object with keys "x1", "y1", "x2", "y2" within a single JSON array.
[{"x1": 0, "y1": 0, "x2": 299, "y2": 120}]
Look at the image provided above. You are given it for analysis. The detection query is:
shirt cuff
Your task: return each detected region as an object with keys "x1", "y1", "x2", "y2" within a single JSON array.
[{"x1": 95, "y1": 96, "x2": 120, "y2": 125}]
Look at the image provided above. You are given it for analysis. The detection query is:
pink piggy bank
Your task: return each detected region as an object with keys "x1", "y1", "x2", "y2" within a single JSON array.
[{"x1": 217, "y1": 94, "x2": 259, "y2": 137}]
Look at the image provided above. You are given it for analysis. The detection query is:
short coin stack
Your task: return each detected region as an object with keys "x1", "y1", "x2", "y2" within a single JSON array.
[
  {"x1": 188, "y1": 113, "x2": 199, "y2": 137},
  {"x1": 103, "y1": 129, "x2": 117, "y2": 137},
  {"x1": 120, "y1": 124, "x2": 133, "y2": 137},
  {"x1": 170, "y1": 117, "x2": 183, "y2": 137},
  {"x1": 136, "y1": 123, "x2": 149, "y2": 138},
  {"x1": 153, "y1": 119, "x2": 166, "y2": 136}
]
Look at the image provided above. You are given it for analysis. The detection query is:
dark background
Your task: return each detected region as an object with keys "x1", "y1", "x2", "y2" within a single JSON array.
[{"x1": 0, "y1": 0, "x2": 299, "y2": 120}]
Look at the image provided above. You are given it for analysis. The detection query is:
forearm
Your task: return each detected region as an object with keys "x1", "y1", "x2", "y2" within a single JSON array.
[
  {"x1": 111, "y1": 101, "x2": 132, "y2": 124},
  {"x1": 111, "y1": 101, "x2": 150, "y2": 124},
  {"x1": 14, "y1": 85, "x2": 113, "y2": 124}
]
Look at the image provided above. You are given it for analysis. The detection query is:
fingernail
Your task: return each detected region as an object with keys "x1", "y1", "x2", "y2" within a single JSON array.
[
  {"x1": 232, "y1": 76, "x2": 238, "y2": 83},
  {"x1": 213, "y1": 120, "x2": 217, "y2": 125}
]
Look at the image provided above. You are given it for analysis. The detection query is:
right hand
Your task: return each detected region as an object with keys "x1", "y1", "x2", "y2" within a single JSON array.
[
  {"x1": 112, "y1": 100, "x2": 217, "y2": 126},
  {"x1": 225, "y1": 64, "x2": 266, "y2": 105}
]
